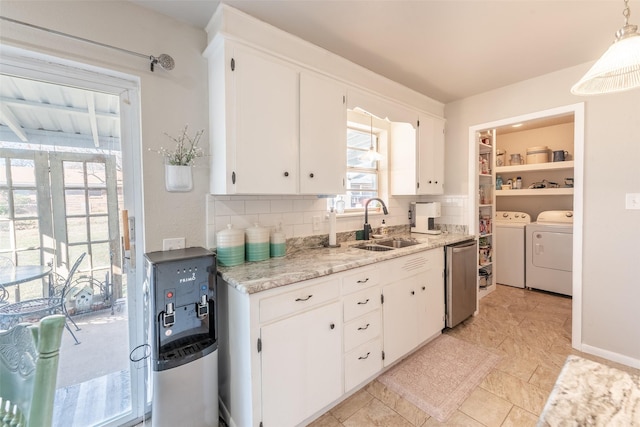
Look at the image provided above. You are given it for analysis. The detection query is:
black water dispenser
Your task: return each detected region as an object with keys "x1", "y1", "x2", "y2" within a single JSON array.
[{"x1": 144, "y1": 247, "x2": 218, "y2": 427}]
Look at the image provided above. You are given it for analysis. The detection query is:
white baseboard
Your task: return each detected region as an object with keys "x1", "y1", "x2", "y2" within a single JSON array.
[{"x1": 580, "y1": 344, "x2": 640, "y2": 370}]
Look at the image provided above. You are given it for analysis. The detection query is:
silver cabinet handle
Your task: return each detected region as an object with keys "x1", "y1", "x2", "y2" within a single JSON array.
[{"x1": 295, "y1": 294, "x2": 313, "y2": 302}]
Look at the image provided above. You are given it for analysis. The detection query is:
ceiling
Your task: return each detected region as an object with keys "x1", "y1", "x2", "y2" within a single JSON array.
[{"x1": 130, "y1": 0, "x2": 630, "y2": 103}]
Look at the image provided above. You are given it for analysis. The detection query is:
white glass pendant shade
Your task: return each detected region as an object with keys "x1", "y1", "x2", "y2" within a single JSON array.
[{"x1": 571, "y1": 28, "x2": 640, "y2": 95}]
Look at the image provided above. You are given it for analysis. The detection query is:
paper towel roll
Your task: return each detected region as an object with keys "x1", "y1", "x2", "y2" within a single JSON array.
[{"x1": 329, "y1": 209, "x2": 337, "y2": 246}]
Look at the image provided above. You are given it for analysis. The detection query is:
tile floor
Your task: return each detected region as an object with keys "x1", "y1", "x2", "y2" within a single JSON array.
[{"x1": 309, "y1": 285, "x2": 640, "y2": 427}]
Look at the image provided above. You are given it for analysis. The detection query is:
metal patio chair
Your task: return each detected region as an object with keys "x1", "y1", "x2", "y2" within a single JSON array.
[
  {"x1": 0, "y1": 253, "x2": 86, "y2": 345},
  {"x1": 0, "y1": 314, "x2": 65, "y2": 427}
]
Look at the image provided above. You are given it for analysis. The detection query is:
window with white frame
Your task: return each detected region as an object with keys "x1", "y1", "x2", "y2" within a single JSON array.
[{"x1": 344, "y1": 126, "x2": 380, "y2": 210}]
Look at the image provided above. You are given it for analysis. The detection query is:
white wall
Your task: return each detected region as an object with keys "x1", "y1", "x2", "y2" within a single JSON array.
[
  {"x1": 445, "y1": 65, "x2": 640, "y2": 365},
  {"x1": 0, "y1": 1, "x2": 210, "y2": 252}
]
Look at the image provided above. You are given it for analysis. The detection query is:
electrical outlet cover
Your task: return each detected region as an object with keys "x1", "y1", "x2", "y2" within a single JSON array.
[{"x1": 163, "y1": 238, "x2": 185, "y2": 250}]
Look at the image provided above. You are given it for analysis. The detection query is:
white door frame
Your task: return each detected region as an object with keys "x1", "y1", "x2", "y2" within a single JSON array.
[
  {"x1": 467, "y1": 102, "x2": 585, "y2": 350},
  {"x1": 0, "y1": 44, "x2": 148, "y2": 425}
]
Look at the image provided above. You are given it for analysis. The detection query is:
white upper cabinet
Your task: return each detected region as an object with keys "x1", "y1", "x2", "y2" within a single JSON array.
[
  {"x1": 390, "y1": 115, "x2": 445, "y2": 195},
  {"x1": 300, "y1": 71, "x2": 347, "y2": 194},
  {"x1": 206, "y1": 39, "x2": 347, "y2": 195}
]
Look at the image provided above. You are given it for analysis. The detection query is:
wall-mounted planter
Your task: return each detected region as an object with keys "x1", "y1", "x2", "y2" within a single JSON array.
[{"x1": 165, "y1": 164, "x2": 193, "y2": 192}]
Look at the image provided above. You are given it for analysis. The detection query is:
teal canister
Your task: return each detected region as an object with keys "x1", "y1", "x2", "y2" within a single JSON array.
[
  {"x1": 270, "y1": 225, "x2": 286, "y2": 257},
  {"x1": 245, "y1": 223, "x2": 270, "y2": 262},
  {"x1": 216, "y1": 224, "x2": 245, "y2": 266}
]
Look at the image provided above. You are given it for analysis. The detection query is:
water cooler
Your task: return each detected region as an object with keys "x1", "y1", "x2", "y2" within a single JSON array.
[{"x1": 144, "y1": 247, "x2": 218, "y2": 427}]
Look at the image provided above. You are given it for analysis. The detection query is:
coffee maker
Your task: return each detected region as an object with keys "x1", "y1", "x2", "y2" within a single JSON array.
[{"x1": 410, "y1": 202, "x2": 442, "y2": 235}]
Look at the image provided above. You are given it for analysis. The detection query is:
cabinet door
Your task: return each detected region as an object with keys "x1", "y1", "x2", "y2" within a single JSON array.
[
  {"x1": 382, "y1": 278, "x2": 418, "y2": 367},
  {"x1": 261, "y1": 302, "x2": 342, "y2": 426},
  {"x1": 417, "y1": 116, "x2": 445, "y2": 195},
  {"x1": 417, "y1": 266, "x2": 445, "y2": 343},
  {"x1": 233, "y1": 44, "x2": 299, "y2": 194},
  {"x1": 300, "y1": 72, "x2": 346, "y2": 194}
]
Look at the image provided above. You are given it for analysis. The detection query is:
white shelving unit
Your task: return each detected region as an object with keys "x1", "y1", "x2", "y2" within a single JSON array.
[
  {"x1": 495, "y1": 188, "x2": 574, "y2": 197},
  {"x1": 477, "y1": 131, "x2": 496, "y2": 299}
]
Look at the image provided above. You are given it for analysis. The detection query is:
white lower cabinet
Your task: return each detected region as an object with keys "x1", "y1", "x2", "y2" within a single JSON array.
[
  {"x1": 218, "y1": 249, "x2": 445, "y2": 427},
  {"x1": 261, "y1": 301, "x2": 342, "y2": 427}
]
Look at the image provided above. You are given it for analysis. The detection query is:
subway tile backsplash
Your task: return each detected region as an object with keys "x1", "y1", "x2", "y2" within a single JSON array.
[{"x1": 206, "y1": 194, "x2": 469, "y2": 249}]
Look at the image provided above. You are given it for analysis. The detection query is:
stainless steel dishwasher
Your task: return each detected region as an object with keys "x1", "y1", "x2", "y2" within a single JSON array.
[{"x1": 445, "y1": 240, "x2": 478, "y2": 328}]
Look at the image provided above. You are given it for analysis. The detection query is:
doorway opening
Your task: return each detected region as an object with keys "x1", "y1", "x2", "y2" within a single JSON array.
[{"x1": 0, "y1": 54, "x2": 145, "y2": 426}]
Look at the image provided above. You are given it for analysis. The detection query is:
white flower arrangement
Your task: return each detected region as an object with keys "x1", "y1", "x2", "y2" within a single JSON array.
[{"x1": 155, "y1": 125, "x2": 204, "y2": 166}]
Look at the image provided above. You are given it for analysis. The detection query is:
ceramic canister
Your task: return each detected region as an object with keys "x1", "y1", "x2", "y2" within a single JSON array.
[
  {"x1": 245, "y1": 223, "x2": 270, "y2": 262},
  {"x1": 270, "y1": 226, "x2": 286, "y2": 257},
  {"x1": 216, "y1": 224, "x2": 245, "y2": 266}
]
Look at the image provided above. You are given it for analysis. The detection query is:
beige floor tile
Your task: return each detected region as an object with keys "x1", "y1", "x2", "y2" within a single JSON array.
[
  {"x1": 393, "y1": 396, "x2": 430, "y2": 426},
  {"x1": 421, "y1": 410, "x2": 485, "y2": 426},
  {"x1": 307, "y1": 412, "x2": 343, "y2": 427},
  {"x1": 459, "y1": 388, "x2": 512, "y2": 427},
  {"x1": 528, "y1": 364, "x2": 562, "y2": 393},
  {"x1": 500, "y1": 406, "x2": 539, "y2": 427},
  {"x1": 342, "y1": 398, "x2": 413, "y2": 427},
  {"x1": 479, "y1": 370, "x2": 549, "y2": 415},
  {"x1": 364, "y1": 380, "x2": 400, "y2": 409},
  {"x1": 331, "y1": 389, "x2": 374, "y2": 422},
  {"x1": 494, "y1": 353, "x2": 539, "y2": 382}
]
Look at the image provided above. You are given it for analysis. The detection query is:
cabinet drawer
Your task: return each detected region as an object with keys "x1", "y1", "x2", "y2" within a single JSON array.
[
  {"x1": 343, "y1": 287, "x2": 380, "y2": 322},
  {"x1": 260, "y1": 277, "x2": 341, "y2": 323},
  {"x1": 344, "y1": 310, "x2": 381, "y2": 352},
  {"x1": 344, "y1": 338, "x2": 382, "y2": 392},
  {"x1": 342, "y1": 266, "x2": 379, "y2": 294}
]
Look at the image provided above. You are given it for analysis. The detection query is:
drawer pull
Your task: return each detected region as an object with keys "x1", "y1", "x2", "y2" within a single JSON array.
[
  {"x1": 356, "y1": 278, "x2": 369, "y2": 284},
  {"x1": 411, "y1": 290, "x2": 415, "y2": 295},
  {"x1": 422, "y1": 286, "x2": 426, "y2": 291},
  {"x1": 295, "y1": 294, "x2": 313, "y2": 302},
  {"x1": 358, "y1": 352, "x2": 371, "y2": 360},
  {"x1": 357, "y1": 299, "x2": 370, "y2": 305},
  {"x1": 330, "y1": 323, "x2": 335, "y2": 330},
  {"x1": 357, "y1": 323, "x2": 370, "y2": 331}
]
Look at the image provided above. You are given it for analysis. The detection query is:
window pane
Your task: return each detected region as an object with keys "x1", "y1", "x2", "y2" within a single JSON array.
[
  {"x1": 87, "y1": 162, "x2": 106, "y2": 187},
  {"x1": 91, "y1": 242, "x2": 111, "y2": 269},
  {"x1": 0, "y1": 190, "x2": 8, "y2": 219},
  {"x1": 0, "y1": 220, "x2": 10, "y2": 250},
  {"x1": 10, "y1": 159, "x2": 35, "y2": 186},
  {"x1": 90, "y1": 216, "x2": 109, "y2": 241},
  {"x1": 347, "y1": 128, "x2": 374, "y2": 150},
  {"x1": 347, "y1": 171, "x2": 377, "y2": 191},
  {"x1": 89, "y1": 189, "x2": 108, "y2": 214},
  {"x1": 13, "y1": 189, "x2": 38, "y2": 217},
  {"x1": 347, "y1": 191, "x2": 379, "y2": 209},
  {"x1": 63, "y1": 161, "x2": 85, "y2": 186},
  {"x1": 0, "y1": 158, "x2": 7, "y2": 186},
  {"x1": 67, "y1": 217, "x2": 88, "y2": 243},
  {"x1": 69, "y1": 245, "x2": 89, "y2": 272},
  {"x1": 65, "y1": 189, "x2": 86, "y2": 215},
  {"x1": 17, "y1": 249, "x2": 40, "y2": 266},
  {"x1": 15, "y1": 219, "x2": 39, "y2": 249},
  {"x1": 347, "y1": 148, "x2": 377, "y2": 169}
]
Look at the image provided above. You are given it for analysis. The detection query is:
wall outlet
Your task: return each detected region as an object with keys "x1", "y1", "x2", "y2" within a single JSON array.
[
  {"x1": 163, "y1": 238, "x2": 185, "y2": 250},
  {"x1": 626, "y1": 193, "x2": 640, "y2": 210},
  {"x1": 312, "y1": 215, "x2": 321, "y2": 231}
]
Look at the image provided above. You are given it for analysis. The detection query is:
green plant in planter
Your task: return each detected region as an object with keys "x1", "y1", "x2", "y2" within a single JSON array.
[{"x1": 157, "y1": 125, "x2": 204, "y2": 166}]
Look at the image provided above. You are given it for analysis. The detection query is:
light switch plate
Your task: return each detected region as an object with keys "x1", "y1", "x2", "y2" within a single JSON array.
[
  {"x1": 163, "y1": 238, "x2": 185, "y2": 250},
  {"x1": 625, "y1": 193, "x2": 640, "y2": 210}
]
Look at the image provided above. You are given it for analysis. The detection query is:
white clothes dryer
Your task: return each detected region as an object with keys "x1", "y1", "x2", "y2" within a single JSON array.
[
  {"x1": 495, "y1": 211, "x2": 531, "y2": 288},
  {"x1": 526, "y1": 211, "x2": 574, "y2": 296}
]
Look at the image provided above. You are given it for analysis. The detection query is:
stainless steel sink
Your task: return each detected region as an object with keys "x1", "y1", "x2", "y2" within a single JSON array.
[
  {"x1": 353, "y1": 244, "x2": 395, "y2": 252},
  {"x1": 375, "y1": 238, "x2": 421, "y2": 248}
]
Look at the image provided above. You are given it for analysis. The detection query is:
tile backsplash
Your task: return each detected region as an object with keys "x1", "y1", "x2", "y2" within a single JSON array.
[{"x1": 206, "y1": 194, "x2": 469, "y2": 249}]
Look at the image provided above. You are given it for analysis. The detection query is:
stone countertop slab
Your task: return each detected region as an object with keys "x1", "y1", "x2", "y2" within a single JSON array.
[
  {"x1": 538, "y1": 355, "x2": 640, "y2": 426},
  {"x1": 217, "y1": 233, "x2": 473, "y2": 294}
]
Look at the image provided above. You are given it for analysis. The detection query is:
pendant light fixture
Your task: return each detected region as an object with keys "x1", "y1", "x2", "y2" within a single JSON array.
[
  {"x1": 571, "y1": 0, "x2": 640, "y2": 95},
  {"x1": 363, "y1": 112, "x2": 383, "y2": 162}
]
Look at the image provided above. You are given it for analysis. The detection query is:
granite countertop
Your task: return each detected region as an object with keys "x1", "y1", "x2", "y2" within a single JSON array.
[
  {"x1": 538, "y1": 355, "x2": 640, "y2": 426},
  {"x1": 217, "y1": 232, "x2": 473, "y2": 294}
]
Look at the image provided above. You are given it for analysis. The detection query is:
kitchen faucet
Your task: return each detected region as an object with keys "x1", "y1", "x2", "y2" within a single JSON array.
[{"x1": 363, "y1": 198, "x2": 389, "y2": 240}]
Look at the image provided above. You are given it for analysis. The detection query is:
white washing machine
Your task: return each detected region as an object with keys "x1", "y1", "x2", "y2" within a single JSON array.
[
  {"x1": 526, "y1": 211, "x2": 574, "y2": 296},
  {"x1": 495, "y1": 211, "x2": 531, "y2": 288}
]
